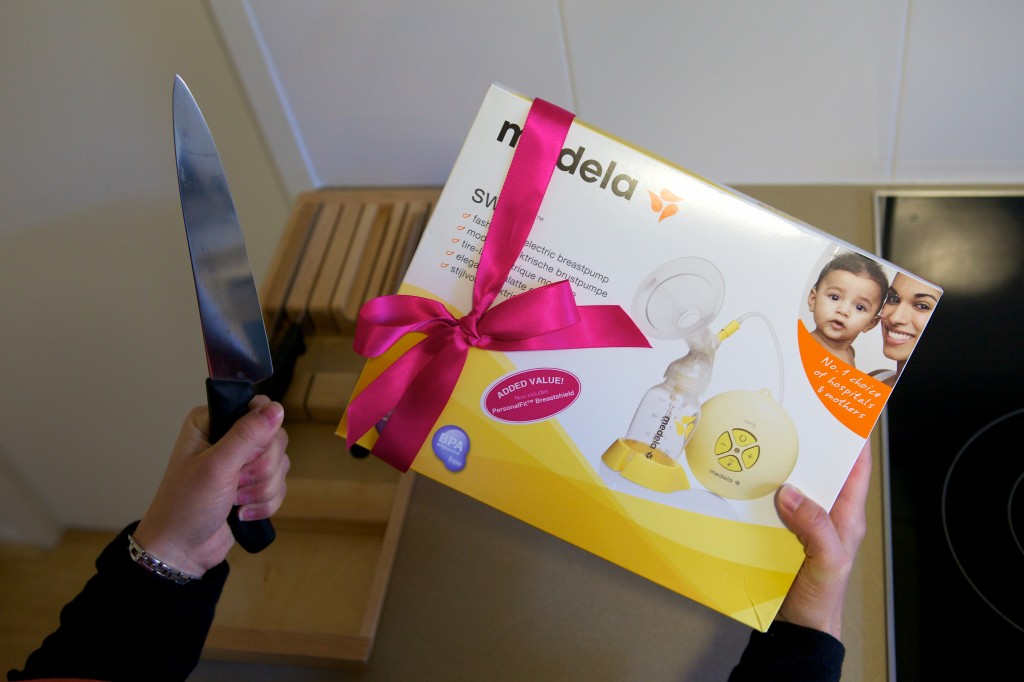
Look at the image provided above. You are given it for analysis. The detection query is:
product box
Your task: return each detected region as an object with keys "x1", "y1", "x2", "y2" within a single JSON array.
[{"x1": 338, "y1": 84, "x2": 941, "y2": 630}]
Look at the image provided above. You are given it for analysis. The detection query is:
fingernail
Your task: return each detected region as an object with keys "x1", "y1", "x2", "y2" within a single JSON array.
[
  {"x1": 778, "y1": 484, "x2": 804, "y2": 512},
  {"x1": 257, "y1": 401, "x2": 284, "y2": 425}
]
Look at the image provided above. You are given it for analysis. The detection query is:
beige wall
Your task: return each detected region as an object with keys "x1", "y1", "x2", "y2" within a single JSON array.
[{"x1": 0, "y1": 1, "x2": 290, "y2": 540}]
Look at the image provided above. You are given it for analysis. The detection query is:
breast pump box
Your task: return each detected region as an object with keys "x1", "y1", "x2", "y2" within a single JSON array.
[{"x1": 339, "y1": 84, "x2": 940, "y2": 630}]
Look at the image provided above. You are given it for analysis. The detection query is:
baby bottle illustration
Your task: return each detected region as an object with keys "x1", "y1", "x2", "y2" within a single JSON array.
[
  {"x1": 602, "y1": 258, "x2": 730, "y2": 492},
  {"x1": 622, "y1": 327, "x2": 716, "y2": 461}
]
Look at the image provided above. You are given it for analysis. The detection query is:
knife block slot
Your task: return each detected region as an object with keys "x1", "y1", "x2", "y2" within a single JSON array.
[
  {"x1": 279, "y1": 332, "x2": 370, "y2": 425},
  {"x1": 204, "y1": 187, "x2": 439, "y2": 670},
  {"x1": 265, "y1": 188, "x2": 437, "y2": 335}
]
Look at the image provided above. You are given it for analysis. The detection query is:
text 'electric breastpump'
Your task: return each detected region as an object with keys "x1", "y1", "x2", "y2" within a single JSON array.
[{"x1": 601, "y1": 257, "x2": 798, "y2": 501}]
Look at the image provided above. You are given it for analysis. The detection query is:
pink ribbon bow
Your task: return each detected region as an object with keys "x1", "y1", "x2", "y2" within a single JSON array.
[{"x1": 345, "y1": 97, "x2": 650, "y2": 471}]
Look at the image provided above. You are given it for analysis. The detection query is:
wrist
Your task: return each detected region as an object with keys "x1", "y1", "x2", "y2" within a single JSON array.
[
  {"x1": 132, "y1": 516, "x2": 228, "y2": 577},
  {"x1": 127, "y1": 533, "x2": 203, "y2": 584},
  {"x1": 777, "y1": 598, "x2": 845, "y2": 640}
]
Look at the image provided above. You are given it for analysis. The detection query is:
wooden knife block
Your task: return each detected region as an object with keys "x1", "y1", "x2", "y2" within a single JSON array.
[{"x1": 202, "y1": 187, "x2": 440, "y2": 669}]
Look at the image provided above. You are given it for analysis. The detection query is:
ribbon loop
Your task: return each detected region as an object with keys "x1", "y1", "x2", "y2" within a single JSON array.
[
  {"x1": 354, "y1": 294, "x2": 457, "y2": 358},
  {"x1": 476, "y1": 281, "x2": 580, "y2": 341},
  {"x1": 345, "y1": 97, "x2": 650, "y2": 471}
]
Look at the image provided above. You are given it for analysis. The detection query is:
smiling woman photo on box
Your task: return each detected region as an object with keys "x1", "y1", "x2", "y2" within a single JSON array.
[{"x1": 870, "y1": 271, "x2": 942, "y2": 386}]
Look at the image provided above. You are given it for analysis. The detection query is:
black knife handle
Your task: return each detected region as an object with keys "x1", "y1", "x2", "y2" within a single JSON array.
[{"x1": 206, "y1": 378, "x2": 277, "y2": 553}]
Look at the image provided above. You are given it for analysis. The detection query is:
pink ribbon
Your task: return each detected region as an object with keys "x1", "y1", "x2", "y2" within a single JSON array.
[{"x1": 345, "y1": 97, "x2": 650, "y2": 471}]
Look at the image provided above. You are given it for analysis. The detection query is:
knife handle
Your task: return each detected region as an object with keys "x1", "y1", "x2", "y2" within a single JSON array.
[{"x1": 206, "y1": 378, "x2": 277, "y2": 553}]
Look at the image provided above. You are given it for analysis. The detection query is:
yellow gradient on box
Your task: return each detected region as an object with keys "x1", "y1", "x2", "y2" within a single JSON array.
[{"x1": 340, "y1": 290, "x2": 803, "y2": 630}]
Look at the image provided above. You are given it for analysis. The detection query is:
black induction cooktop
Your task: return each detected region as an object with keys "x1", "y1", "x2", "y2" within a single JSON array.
[{"x1": 878, "y1": 192, "x2": 1024, "y2": 680}]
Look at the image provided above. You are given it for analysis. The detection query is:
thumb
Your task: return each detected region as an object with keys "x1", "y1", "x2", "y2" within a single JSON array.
[
  {"x1": 776, "y1": 484, "x2": 842, "y2": 562},
  {"x1": 210, "y1": 400, "x2": 285, "y2": 469}
]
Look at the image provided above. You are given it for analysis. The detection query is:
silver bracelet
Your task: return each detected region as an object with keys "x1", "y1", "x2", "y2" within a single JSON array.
[{"x1": 127, "y1": 533, "x2": 201, "y2": 585}]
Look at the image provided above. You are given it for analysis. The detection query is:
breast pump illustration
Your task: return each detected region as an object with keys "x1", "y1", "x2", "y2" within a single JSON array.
[{"x1": 601, "y1": 257, "x2": 798, "y2": 500}]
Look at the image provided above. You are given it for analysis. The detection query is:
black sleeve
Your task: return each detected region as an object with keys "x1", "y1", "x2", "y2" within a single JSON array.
[
  {"x1": 728, "y1": 621, "x2": 845, "y2": 682},
  {"x1": 7, "y1": 522, "x2": 229, "y2": 682}
]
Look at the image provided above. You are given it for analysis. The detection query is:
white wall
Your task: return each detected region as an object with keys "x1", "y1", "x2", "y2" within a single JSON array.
[
  {"x1": 0, "y1": 0, "x2": 289, "y2": 542},
  {"x1": 2, "y1": 0, "x2": 1023, "y2": 541},
  {"x1": 213, "y1": 0, "x2": 1024, "y2": 195}
]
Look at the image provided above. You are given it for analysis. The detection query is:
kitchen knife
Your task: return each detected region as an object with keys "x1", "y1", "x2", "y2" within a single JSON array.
[{"x1": 172, "y1": 74, "x2": 276, "y2": 553}]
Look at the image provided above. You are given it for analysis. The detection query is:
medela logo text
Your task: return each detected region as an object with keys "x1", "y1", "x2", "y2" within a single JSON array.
[
  {"x1": 495, "y1": 119, "x2": 685, "y2": 223},
  {"x1": 496, "y1": 120, "x2": 638, "y2": 200}
]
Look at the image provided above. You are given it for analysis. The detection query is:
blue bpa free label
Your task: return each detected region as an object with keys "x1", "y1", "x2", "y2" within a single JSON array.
[{"x1": 432, "y1": 425, "x2": 469, "y2": 472}]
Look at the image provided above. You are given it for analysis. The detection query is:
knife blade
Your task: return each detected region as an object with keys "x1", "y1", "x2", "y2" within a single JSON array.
[{"x1": 172, "y1": 74, "x2": 276, "y2": 553}]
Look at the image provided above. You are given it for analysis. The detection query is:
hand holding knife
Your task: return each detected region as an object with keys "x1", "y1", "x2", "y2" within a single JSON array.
[{"x1": 173, "y1": 75, "x2": 276, "y2": 553}]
